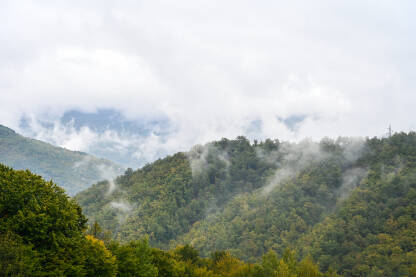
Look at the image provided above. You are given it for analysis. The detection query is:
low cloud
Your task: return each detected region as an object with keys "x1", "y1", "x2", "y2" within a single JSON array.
[
  {"x1": 261, "y1": 138, "x2": 366, "y2": 195},
  {"x1": 338, "y1": 167, "x2": 368, "y2": 200},
  {"x1": 110, "y1": 200, "x2": 134, "y2": 226},
  {"x1": 95, "y1": 164, "x2": 120, "y2": 195},
  {"x1": 261, "y1": 140, "x2": 330, "y2": 194},
  {"x1": 1, "y1": 1, "x2": 415, "y2": 167},
  {"x1": 187, "y1": 144, "x2": 230, "y2": 176}
]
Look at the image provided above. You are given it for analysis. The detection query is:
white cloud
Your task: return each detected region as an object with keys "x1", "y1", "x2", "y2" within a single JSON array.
[{"x1": 0, "y1": 0, "x2": 415, "y2": 166}]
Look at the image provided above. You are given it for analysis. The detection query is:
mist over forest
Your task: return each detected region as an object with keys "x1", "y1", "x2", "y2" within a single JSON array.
[
  {"x1": 2, "y1": 131, "x2": 416, "y2": 276},
  {"x1": 2, "y1": 0, "x2": 416, "y2": 276},
  {"x1": 74, "y1": 133, "x2": 416, "y2": 276}
]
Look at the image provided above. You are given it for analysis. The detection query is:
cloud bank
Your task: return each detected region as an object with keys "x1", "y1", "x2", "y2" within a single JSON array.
[{"x1": 1, "y1": 0, "x2": 415, "y2": 167}]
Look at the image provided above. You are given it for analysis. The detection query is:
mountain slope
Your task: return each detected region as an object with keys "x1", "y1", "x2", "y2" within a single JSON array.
[
  {"x1": 75, "y1": 136, "x2": 359, "y2": 248},
  {"x1": 76, "y1": 137, "x2": 279, "y2": 247},
  {"x1": 296, "y1": 134, "x2": 416, "y2": 276},
  {"x1": 174, "y1": 134, "x2": 416, "y2": 275},
  {"x1": 0, "y1": 124, "x2": 123, "y2": 195},
  {"x1": 0, "y1": 163, "x2": 334, "y2": 276},
  {"x1": 76, "y1": 133, "x2": 416, "y2": 276}
]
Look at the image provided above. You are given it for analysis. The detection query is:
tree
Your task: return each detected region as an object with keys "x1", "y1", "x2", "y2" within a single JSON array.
[
  {"x1": 0, "y1": 164, "x2": 116, "y2": 276},
  {"x1": 0, "y1": 232, "x2": 40, "y2": 277},
  {"x1": 108, "y1": 239, "x2": 158, "y2": 277},
  {"x1": 83, "y1": 235, "x2": 117, "y2": 277}
]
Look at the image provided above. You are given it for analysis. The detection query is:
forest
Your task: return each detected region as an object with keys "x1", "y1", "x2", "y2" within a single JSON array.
[
  {"x1": 1, "y1": 163, "x2": 335, "y2": 276},
  {"x1": 1, "y1": 133, "x2": 416, "y2": 276},
  {"x1": 76, "y1": 133, "x2": 416, "y2": 276}
]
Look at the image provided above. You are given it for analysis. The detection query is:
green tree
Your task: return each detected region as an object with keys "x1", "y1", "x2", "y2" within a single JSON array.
[
  {"x1": 0, "y1": 164, "x2": 117, "y2": 276},
  {"x1": 108, "y1": 239, "x2": 158, "y2": 277},
  {"x1": 83, "y1": 235, "x2": 117, "y2": 277},
  {"x1": 0, "y1": 232, "x2": 40, "y2": 277}
]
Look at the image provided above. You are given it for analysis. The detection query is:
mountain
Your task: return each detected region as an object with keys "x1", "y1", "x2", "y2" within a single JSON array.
[
  {"x1": 76, "y1": 133, "x2": 416, "y2": 276},
  {"x1": 19, "y1": 109, "x2": 171, "y2": 167},
  {"x1": 75, "y1": 137, "x2": 278, "y2": 247},
  {"x1": 0, "y1": 124, "x2": 123, "y2": 195},
  {"x1": 0, "y1": 163, "x2": 333, "y2": 276}
]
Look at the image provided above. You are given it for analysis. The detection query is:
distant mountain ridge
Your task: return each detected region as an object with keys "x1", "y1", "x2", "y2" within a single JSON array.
[
  {"x1": 19, "y1": 109, "x2": 171, "y2": 167},
  {"x1": 0, "y1": 124, "x2": 123, "y2": 195}
]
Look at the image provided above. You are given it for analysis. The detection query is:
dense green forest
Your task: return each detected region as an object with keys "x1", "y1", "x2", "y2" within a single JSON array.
[
  {"x1": 0, "y1": 125, "x2": 122, "y2": 195},
  {"x1": 0, "y1": 163, "x2": 336, "y2": 276},
  {"x1": 76, "y1": 137, "x2": 279, "y2": 247},
  {"x1": 2, "y1": 133, "x2": 415, "y2": 275},
  {"x1": 76, "y1": 133, "x2": 416, "y2": 276}
]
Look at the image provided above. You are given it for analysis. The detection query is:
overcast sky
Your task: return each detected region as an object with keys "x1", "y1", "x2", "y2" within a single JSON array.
[{"x1": 1, "y1": 0, "x2": 415, "y2": 166}]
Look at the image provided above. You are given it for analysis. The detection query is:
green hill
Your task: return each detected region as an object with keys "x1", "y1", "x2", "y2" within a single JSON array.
[
  {"x1": 0, "y1": 163, "x2": 333, "y2": 276},
  {"x1": 297, "y1": 134, "x2": 416, "y2": 275},
  {"x1": 76, "y1": 137, "x2": 278, "y2": 247},
  {"x1": 0, "y1": 125, "x2": 123, "y2": 195},
  {"x1": 76, "y1": 133, "x2": 416, "y2": 276}
]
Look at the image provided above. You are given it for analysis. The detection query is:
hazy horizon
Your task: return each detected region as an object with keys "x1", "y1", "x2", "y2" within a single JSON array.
[{"x1": 1, "y1": 1, "x2": 415, "y2": 167}]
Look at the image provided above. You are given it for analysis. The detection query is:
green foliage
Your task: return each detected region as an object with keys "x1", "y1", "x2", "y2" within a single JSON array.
[
  {"x1": 0, "y1": 160, "x2": 329, "y2": 276},
  {"x1": 174, "y1": 244, "x2": 201, "y2": 264},
  {"x1": 0, "y1": 232, "x2": 40, "y2": 277},
  {"x1": 76, "y1": 137, "x2": 279, "y2": 247},
  {"x1": 106, "y1": 241, "x2": 327, "y2": 277},
  {"x1": 0, "y1": 124, "x2": 122, "y2": 195},
  {"x1": 111, "y1": 242, "x2": 326, "y2": 277},
  {"x1": 108, "y1": 239, "x2": 158, "y2": 277},
  {"x1": 0, "y1": 164, "x2": 117, "y2": 276},
  {"x1": 0, "y1": 164, "x2": 87, "y2": 275},
  {"x1": 86, "y1": 221, "x2": 113, "y2": 243},
  {"x1": 84, "y1": 235, "x2": 117, "y2": 277},
  {"x1": 151, "y1": 248, "x2": 186, "y2": 277},
  {"x1": 74, "y1": 133, "x2": 416, "y2": 275},
  {"x1": 175, "y1": 140, "x2": 351, "y2": 260},
  {"x1": 299, "y1": 134, "x2": 416, "y2": 276},
  {"x1": 206, "y1": 249, "x2": 329, "y2": 277}
]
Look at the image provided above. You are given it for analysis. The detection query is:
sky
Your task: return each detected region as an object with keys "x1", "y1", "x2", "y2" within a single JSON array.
[{"x1": 1, "y1": 0, "x2": 415, "y2": 167}]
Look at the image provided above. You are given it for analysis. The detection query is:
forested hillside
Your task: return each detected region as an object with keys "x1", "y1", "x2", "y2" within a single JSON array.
[
  {"x1": 76, "y1": 137, "x2": 279, "y2": 247},
  {"x1": 76, "y1": 133, "x2": 416, "y2": 276},
  {"x1": 0, "y1": 125, "x2": 122, "y2": 195},
  {"x1": 298, "y1": 134, "x2": 416, "y2": 275},
  {"x1": 0, "y1": 163, "x2": 336, "y2": 276}
]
